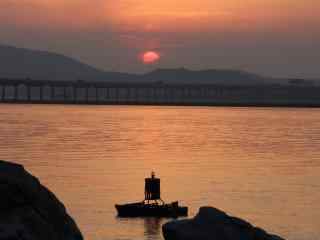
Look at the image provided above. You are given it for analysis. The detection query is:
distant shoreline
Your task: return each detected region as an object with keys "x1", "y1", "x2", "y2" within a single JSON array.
[{"x1": 1, "y1": 101, "x2": 320, "y2": 108}]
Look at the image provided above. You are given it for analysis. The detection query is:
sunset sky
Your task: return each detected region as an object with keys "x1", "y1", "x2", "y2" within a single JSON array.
[{"x1": 1, "y1": 0, "x2": 320, "y2": 78}]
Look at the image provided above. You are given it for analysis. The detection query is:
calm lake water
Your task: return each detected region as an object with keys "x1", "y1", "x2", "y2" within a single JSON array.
[{"x1": 0, "y1": 104, "x2": 319, "y2": 240}]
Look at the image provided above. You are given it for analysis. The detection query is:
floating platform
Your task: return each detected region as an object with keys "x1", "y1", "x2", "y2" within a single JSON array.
[
  {"x1": 115, "y1": 172, "x2": 188, "y2": 218},
  {"x1": 115, "y1": 201, "x2": 188, "y2": 218}
]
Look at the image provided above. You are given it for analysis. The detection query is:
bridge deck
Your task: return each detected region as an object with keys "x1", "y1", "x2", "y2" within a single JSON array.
[{"x1": 0, "y1": 78, "x2": 319, "y2": 107}]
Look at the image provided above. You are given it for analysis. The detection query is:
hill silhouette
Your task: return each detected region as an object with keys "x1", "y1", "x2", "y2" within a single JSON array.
[
  {"x1": 0, "y1": 44, "x2": 314, "y2": 86},
  {"x1": 0, "y1": 45, "x2": 135, "y2": 81},
  {"x1": 144, "y1": 68, "x2": 269, "y2": 85}
]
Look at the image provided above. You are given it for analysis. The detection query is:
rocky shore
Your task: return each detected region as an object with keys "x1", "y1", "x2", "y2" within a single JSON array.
[
  {"x1": 163, "y1": 206, "x2": 285, "y2": 240},
  {"x1": 0, "y1": 160, "x2": 83, "y2": 240}
]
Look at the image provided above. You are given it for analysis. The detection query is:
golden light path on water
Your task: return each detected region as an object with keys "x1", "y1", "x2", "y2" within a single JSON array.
[{"x1": 0, "y1": 105, "x2": 319, "y2": 240}]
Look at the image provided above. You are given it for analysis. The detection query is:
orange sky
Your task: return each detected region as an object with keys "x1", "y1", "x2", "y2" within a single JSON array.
[
  {"x1": 108, "y1": 0, "x2": 319, "y2": 32},
  {"x1": 2, "y1": 0, "x2": 319, "y2": 31},
  {"x1": 1, "y1": 0, "x2": 320, "y2": 77}
]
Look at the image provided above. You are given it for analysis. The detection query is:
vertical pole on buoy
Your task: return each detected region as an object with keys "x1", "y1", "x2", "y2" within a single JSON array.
[{"x1": 144, "y1": 172, "x2": 162, "y2": 205}]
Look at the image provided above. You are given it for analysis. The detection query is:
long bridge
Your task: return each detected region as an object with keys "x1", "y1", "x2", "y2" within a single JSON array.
[{"x1": 0, "y1": 78, "x2": 320, "y2": 107}]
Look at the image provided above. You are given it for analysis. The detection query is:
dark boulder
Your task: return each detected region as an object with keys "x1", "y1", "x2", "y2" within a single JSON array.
[
  {"x1": 0, "y1": 160, "x2": 83, "y2": 240},
  {"x1": 163, "y1": 207, "x2": 285, "y2": 240}
]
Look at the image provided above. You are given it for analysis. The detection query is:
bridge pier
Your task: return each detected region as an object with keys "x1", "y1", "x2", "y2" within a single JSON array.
[
  {"x1": 85, "y1": 87, "x2": 89, "y2": 103},
  {"x1": 50, "y1": 86, "x2": 55, "y2": 101},
  {"x1": 13, "y1": 85, "x2": 18, "y2": 101},
  {"x1": 175, "y1": 88, "x2": 182, "y2": 104},
  {"x1": 177, "y1": 88, "x2": 184, "y2": 104},
  {"x1": 105, "y1": 88, "x2": 109, "y2": 102},
  {"x1": 200, "y1": 88, "x2": 206, "y2": 101},
  {"x1": 183, "y1": 88, "x2": 190, "y2": 103},
  {"x1": 39, "y1": 86, "x2": 43, "y2": 101},
  {"x1": 153, "y1": 88, "x2": 158, "y2": 103},
  {"x1": 167, "y1": 88, "x2": 171, "y2": 103},
  {"x1": 134, "y1": 88, "x2": 138, "y2": 103},
  {"x1": 27, "y1": 86, "x2": 31, "y2": 101},
  {"x1": 73, "y1": 86, "x2": 77, "y2": 103},
  {"x1": 0, "y1": 85, "x2": 5, "y2": 102},
  {"x1": 115, "y1": 88, "x2": 119, "y2": 104},
  {"x1": 125, "y1": 88, "x2": 130, "y2": 103},
  {"x1": 63, "y1": 86, "x2": 67, "y2": 102},
  {"x1": 95, "y1": 87, "x2": 99, "y2": 103}
]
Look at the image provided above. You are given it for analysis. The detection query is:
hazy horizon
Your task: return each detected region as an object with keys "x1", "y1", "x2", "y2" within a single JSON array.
[
  {"x1": 0, "y1": 2, "x2": 319, "y2": 240},
  {"x1": 1, "y1": 1, "x2": 319, "y2": 78}
]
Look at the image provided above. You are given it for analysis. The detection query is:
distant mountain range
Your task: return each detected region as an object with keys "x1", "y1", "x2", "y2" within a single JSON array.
[
  {"x1": 0, "y1": 44, "x2": 316, "y2": 86},
  {"x1": 0, "y1": 45, "x2": 134, "y2": 82},
  {"x1": 143, "y1": 68, "x2": 270, "y2": 85}
]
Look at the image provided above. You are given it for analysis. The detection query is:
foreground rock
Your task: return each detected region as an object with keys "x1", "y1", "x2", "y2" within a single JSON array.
[
  {"x1": 0, "y1": 160, "x2": 83, "y2": 240},
  {"x1": 163, "y1": 207, "x2": 284, "y2": 240}
]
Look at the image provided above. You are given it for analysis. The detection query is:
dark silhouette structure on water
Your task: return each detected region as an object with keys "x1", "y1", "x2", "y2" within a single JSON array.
[
  {"x1": 145, "y1": 171, "x2": 163, "y2": 204},
  {"x1": 1, "y1": 78, "x2": 320, "y2": 107},
  {"x1": 115, "y1": 172, "x2": 188, "y2": 218}
]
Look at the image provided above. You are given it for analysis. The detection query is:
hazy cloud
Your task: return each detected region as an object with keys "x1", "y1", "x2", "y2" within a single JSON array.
[{"x1": 0, "y1": 0, "x2": 319, "y2": 77}]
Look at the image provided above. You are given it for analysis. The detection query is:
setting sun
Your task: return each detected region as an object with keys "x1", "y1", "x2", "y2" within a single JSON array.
[{"x1": 142, "y1": 51, "x2": 160, "y2": 64}]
